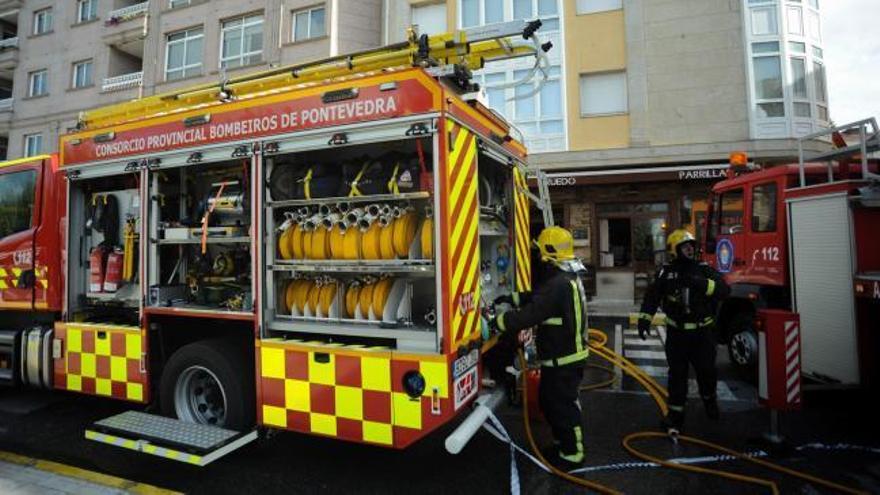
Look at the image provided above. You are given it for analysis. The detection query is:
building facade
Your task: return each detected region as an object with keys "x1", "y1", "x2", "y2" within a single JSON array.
[
  {"x1": 387, "y1": 0, "x2": 831, "y2": 305},
  {"x1": 1, "y1": 0, "x2": 832, "y2": 305},
  {"x1": 0, "y1": 0, "x2": 382, "y2": 158}
]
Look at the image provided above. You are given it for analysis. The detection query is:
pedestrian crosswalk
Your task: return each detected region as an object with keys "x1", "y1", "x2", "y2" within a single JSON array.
[{"x1": 620, "y1": 327, "x2": 736, "y2": 401}]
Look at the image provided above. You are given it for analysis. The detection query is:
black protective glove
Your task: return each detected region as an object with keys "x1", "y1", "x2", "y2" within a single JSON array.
[
  {"x1": 489, "y1": 313, "x2": 502, "y2": 333},
  {"x1": 638, "y1": 319, "x2": 650, "y2": 340},
  {"x1": 493, "y1": 294, "x2": 514, "y2": 307}
]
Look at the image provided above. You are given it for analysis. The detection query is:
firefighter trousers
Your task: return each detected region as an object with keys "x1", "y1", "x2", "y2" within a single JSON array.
[
  {"x1": 539, "y1": 362, "x2": 585, "y2": 461},
  {"x1": 665, "y1": 328, "x2": 717, "y2": 413}
]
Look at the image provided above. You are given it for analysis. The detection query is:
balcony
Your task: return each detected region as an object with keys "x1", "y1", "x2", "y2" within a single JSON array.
[
  {"x1": 0, "y1": 37, "x2": 18, "y2": 74},
  {"x1": 102, "y1": 71, "x2": 143, "y2": 92},
  {"x1": 104, "y1": 2, "x2": 147, "y2": 60},
  {"x1": 106, "y1": 2, "x2": 149, "y2": 25},
  {"x1": 0, "y1": 97, "x2": 12, "y2": 111}
]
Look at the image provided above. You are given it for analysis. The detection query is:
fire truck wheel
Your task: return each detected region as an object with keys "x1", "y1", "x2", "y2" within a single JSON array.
[
  {"x1": 160, "y1": 340, "x2": 255, "y2": 430},
  {"x1": 728, "y1": 329, "x2": 759, "y2": 376}
]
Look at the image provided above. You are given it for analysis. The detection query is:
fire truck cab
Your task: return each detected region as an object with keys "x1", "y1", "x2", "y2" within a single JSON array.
[{"x1": 703, "y1": 119, "x2": 880, "y2": 388}]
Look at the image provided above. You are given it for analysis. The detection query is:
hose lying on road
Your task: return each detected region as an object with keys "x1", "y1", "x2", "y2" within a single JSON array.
[{"x1": 514, "y1": 328, "x2": 868, "y2": 494}]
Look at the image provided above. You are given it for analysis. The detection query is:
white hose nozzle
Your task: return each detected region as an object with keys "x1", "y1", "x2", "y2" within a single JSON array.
[
  {"x1": 337, "y1": 202, "x2": 351, "y2": 213},
  {"x1": 366, "y1": 204, "x2": 382, "y2": 217},
  {"x1": 345, "y1": 208, "x2": 365, "y2": 224},
  {"x1": 304, "y1": 214, "x2": 323, "y2": 231},
  {"x1": 322, "y1": 213, "x2": 341, "y2": 229},
  {"x1": 378, "y1": 215, "x2": 391, "y2": 227},
  {"x1": 358, "y1": 214, "x2": 377, "y2": 231}
]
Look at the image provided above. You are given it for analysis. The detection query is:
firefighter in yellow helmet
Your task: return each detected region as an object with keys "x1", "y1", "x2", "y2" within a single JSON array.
[
  {"x1": 638, "y1": 229, "x2": 729, "y2": 435},
  {"x1": 491, "y1": 226, "x2": 589, "y2": 470}
]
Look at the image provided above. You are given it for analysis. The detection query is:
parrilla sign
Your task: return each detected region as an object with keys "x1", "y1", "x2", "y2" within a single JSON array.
[{"x1": 62, "y1": 78, "x2": 434, "y2": 165}]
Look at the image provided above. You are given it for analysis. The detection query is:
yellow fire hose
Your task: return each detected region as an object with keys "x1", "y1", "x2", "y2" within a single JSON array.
[{"x1": 515, "y1": 328, "x2": 867, "y2": 494}]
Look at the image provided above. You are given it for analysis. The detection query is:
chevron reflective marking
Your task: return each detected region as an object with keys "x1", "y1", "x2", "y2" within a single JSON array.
[
  {"x1": 513, "y1": 168, "x2": 531, "y2": 292},
  {"x1": 445, "y1": 120, "x2": 480, "y2": 349}
]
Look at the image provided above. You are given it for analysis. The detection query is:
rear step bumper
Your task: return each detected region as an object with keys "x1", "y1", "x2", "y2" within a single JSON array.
[{"x1": 85, "y1": 411, "x2": 257, "y2": 466}]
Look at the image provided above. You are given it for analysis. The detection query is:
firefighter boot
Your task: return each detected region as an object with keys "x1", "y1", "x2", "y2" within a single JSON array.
[
  {"x1": 663, "y1": 408, "x2": 685, "y2": 437},
  {"x1": 703, "y1": 396, "x2": 720, "y2": 420}
]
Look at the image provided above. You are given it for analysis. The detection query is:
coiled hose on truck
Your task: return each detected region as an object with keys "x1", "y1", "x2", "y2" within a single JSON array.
[{"x1": 514, "y1": 329, "x2": 868, "y2": 494}]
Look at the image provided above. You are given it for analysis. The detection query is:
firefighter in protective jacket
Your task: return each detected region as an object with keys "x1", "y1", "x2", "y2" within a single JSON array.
[
  {"x1": 493, "y1": 226, "x2": 589, "y2": 469},
  {"x1": 638, "y1": 229, "x2": 729, "y2": 432}
]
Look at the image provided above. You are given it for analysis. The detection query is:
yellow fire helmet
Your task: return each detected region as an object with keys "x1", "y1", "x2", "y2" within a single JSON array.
[
  {"x1": 535, "y1": 226, "x2": 575, "y2": 263},
  {"x1": 666, "y1": 228, "x2": 696, "y2": 259}
]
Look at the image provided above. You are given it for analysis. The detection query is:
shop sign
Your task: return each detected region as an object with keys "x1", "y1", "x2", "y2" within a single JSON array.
[
  {"x1": 546, "y1": 176, "x2": 577, "y2": 187},
  {"x1": 679, "y1": 169, "x2": 726, "y2": 181}
]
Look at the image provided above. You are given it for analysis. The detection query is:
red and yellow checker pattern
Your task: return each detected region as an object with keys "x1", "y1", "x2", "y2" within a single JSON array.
[
  {"x1": 513, "y1": 167, "x2": 531, "y2": 293},
  {"x1": 443, "y1": 120, "x2": 481, "y2": 354},
  {"x1": 257, "y1": 340, "x2": 454, "y2": 449},
  {"x1": 53, "y1": 323, "x2": 148, "y2": 403}
]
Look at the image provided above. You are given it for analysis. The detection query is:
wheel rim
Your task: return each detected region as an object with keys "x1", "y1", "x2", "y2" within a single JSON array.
[
  {"x1": 731, "y1": 332, "x2": 756, "y2": 366},
  {"x1": 174, "y1": 365, "x2": 228, "y2": 426}
]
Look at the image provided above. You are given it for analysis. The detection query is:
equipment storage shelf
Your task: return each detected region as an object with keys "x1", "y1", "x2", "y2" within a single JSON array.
[
  {"x1": 66, "y1": 172, "x2": 142, "y2": 324},
  {"x1": 155, "y1": 237, "x2": 252, "y2": 245},
  {"x1": 146, "y1": 158, "x2": 254, "y2": 314},
  {"x1": 263, "y1": 133, "x2": 438, "y2": 352}
]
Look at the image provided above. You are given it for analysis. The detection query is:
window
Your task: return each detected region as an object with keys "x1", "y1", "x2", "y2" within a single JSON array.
[
  {"x1": 751, "y1": 183, "x2": 777, "y2": 232},
  {"x1": 24, "y1": 134, "x2": 43, "y2": 157},
  {"x1": 462, "y1": 0, "x2": 559, "y2": 29},
  {"x1": 72, "y1": 60, "x2": 93, "y2": 88},
  {"x1": 293, "y1": 7, "x2": 326, "y2": 42},
  {"x1": 750, "y1": 7, "x2": 777, "y2": 35},
  {"x1": 77, "y1": 0, "x2": 97, "y2": 23},
  {"x1": 719, "y1": 189, "x2": 744, "y2": 235},
  {"x1": 790, "y1": 57, "x2": 810, "y2": 117},
  {"x1": 170, "y1": 0, "x2": 192, "y2": 8},
  {"x1": 412, "y1": 3, "x2": 447, "y2": 35},
  {"x1": 477, "y1": 65, "x2": 564, "y2": 151},
  {"x1": 576, "y1": 0, "x2": 622, "y2": 15},
  {"x1": 33, "y1": 8, "x2": 53, "y2": 35},
  {"x1": 221, "y1": 14, "x2": 263, "y2": 69},
  {"x1": 813, "y1": 60, "x2": 828, "y2": 120},
  {"x1": 789, "y1": 41, "x2": 806, "y2": 53},
  {"x1": 752, "y1": 54, "x2": 784, "y2": 117},
  {"x1": 165, "y1": 27, "x2": 204, "y2": 80},
  {"x1": 0, "y1": 170, "x2": 37, "y2": 239},
  {"x1": 786, "y1": 7, "x2": 803, "y2": 36},
  {"x1": 807, "y1": 10, "x2": 820, "y2": 40},
  {"x1": 28, "y1": 70, "x2": 48, "y2": 97},
  {"x1": 579, "y1": 71, "x2": 627, "y2": 116}
]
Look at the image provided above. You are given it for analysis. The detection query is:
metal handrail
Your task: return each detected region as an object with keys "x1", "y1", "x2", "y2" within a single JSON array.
[
  {"x1": 797, "y1": 118, "x2": 880, "y2": 187},
  {"x1": 102, "y1": 71, "x2": 143, "y2": 92},
  {"x1": 107, "y1": 1, "x2": 148, "y2": 22}
]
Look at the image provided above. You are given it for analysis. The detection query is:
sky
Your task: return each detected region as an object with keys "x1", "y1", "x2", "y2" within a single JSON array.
[{"x1": 823, "y1": 0, "x2": 880, "y2": 125}]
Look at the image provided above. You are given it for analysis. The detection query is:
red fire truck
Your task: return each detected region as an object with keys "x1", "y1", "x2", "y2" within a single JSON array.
[
  {"x1": 703, "y1": 119, "x2": 880, "y2": 388},
  {"x1": 0, "y1": 22, "x2": 553, "y2": 464}
]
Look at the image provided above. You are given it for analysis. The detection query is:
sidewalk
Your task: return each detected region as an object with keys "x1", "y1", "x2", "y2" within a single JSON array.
[{"x1": 0, "y1": 451, "x2": 179, "y2": 495}]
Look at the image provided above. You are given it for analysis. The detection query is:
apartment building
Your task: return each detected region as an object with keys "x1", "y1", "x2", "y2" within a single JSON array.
[
  {"x1": 388, "y1": 0, "x2": 832, "y2": 304},
  {"x1": 0, "y1": 0, "x2": 382, "y2": 159},
  {"x1": 1, "y1": 0, "x2": 831, "y2": 305}
]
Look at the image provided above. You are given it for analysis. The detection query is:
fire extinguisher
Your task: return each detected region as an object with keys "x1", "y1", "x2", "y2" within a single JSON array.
[
  {"x1": 103, "y1": 248, "x2": 124, "y2": 293},
  {"x1": 89, "y1": 245, "x2": 109, "y2": 293}
]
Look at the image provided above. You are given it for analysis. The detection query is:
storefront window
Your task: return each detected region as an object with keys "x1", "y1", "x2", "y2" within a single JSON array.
[{"x1": 597, "y1": 202, "x2": 669, "y2": 269}]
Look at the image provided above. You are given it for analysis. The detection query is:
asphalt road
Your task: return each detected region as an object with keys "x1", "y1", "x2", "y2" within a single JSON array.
[{"x1": 1, "y1": 318, "x2": 878, "y2": 494}]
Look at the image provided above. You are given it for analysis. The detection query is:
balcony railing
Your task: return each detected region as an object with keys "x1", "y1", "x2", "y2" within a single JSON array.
[
  {"x1": 0, "y1": 37, "x2": 19, "y2": 50},
  {"x1": 102, "y1": 71, "x2": 143, "y2": 92},
  {"x1": 0, "y1": 98, "x2": 13, "y2": 111},
  {"x1": 106, "y1": 2, "x2": 149, "y2": 25}
]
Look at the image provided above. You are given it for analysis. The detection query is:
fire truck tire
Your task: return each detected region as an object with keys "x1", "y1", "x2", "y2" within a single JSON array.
[
  {"x1": 728, "y1": 326, "x2": 759, "y2": 378},
  {"x1": 160, "y1": 340, "x2": 255, "y2": 430}
]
